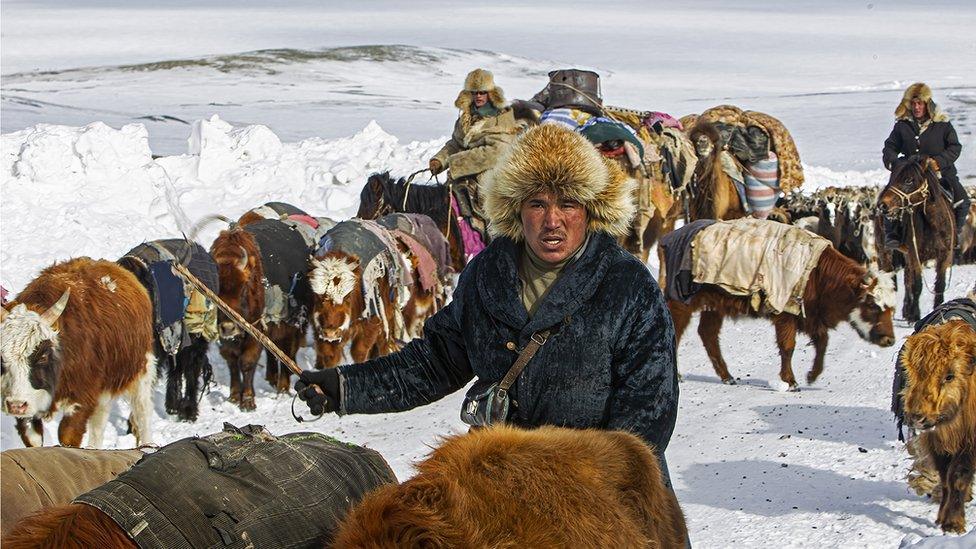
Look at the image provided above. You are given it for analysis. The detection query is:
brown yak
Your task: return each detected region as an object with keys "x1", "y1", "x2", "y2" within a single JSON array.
[
  {"x1": 309, "y1": 250, "x2": 397, "y2": 369},
  {"x1": 310, "y1": 219, "x2": 426, "y2": 369},
  {"x1": 211, "y1": 219, "x2": 312, "y2": 410},
  {"x1": 333, "y1": 425, "x2": 688, "y2": 548},
  {"x1": 900, "y1": 319, "x2": 976, "y2": 534},
  {"x1": 666, "y1": 245, "x2": 896, "y2": 390},
  {"x1": 0, "y1": 258, "x2": 155, "y2": 448}
]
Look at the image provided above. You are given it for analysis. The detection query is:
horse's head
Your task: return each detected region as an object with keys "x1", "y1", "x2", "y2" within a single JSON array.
[
  {"x1": 878, "y1": 156, "x2": 940, "y2": 220},
  {"x1": 359, "y1": 172, "x2": 396, "y2": 220},
  {"x1": 901, "y1": 320, "x2": 976, "y2": 432}
]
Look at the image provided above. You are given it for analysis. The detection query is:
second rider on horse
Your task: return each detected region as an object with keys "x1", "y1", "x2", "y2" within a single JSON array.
[{"x1": 882, "y1": 82, "x2": 969, "y2": 253}]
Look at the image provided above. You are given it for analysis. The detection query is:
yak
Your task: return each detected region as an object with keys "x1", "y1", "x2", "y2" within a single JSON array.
[
  {"x1": 0, "y1": 258, "x2": 155, "y2": 448},
  {"x1": 900, "y1": 319, "x2": 976, "y2": 534},
  {"x1": 333, "y1": 425, "x2": 688, "y2": 548}
]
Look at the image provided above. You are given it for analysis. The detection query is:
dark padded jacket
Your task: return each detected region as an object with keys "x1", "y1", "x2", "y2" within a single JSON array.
[
  {"x1": 337, "y1": 231, "x2": 679, "y2": 457},
  {"x1": 883, "y1": 118, "x2": 962, "y2": 186}
]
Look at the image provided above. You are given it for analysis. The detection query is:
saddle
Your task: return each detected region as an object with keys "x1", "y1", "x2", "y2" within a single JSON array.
[
  {"x1": 76, "y1": 424, "x2": 396, "y2": 549},
  {"x1": 244, "y1": 219, "x2": 314, "y2": 328}
]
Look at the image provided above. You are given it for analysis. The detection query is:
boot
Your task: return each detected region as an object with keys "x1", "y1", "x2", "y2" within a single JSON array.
[
  {"x1": 882, "y1": 216, "x2": 902, "y2": 250},
  {"x1": 953, "y1": 201, "x2": 969, "y2": 262}
]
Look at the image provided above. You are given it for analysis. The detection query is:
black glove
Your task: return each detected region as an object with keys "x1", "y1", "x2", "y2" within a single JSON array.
[{"x1": 294, "y1": 368, "x2": 340, "y2": 415}]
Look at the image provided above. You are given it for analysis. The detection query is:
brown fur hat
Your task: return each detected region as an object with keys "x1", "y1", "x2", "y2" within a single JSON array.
[
  {"x1": 454, "y1": 68, "x2": 506, "y2": 111},
  {"x1": 481, "y1": 124, "x2": 636, "y2": 241},
  {"x1": 895, "y1": 82, "x2": 949, "y2": 122}
]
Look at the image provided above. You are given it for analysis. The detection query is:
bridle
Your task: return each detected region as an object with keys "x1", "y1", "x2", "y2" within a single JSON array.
[{"x1": 880, "y1": 178, "x2": 929, "y2": 220}]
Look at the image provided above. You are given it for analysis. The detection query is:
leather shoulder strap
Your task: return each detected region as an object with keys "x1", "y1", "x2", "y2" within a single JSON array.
[{"x1": 499, "y1": 330, "x2": 550, "y2": 392}]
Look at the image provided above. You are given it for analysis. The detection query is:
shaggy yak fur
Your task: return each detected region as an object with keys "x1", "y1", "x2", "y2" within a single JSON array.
[
  {"x1": 877, "y1": 157, "x2": 955, "y2": 322},
  {"x1": 687, "y1": 121, "x2": 746, "y2": 222},
  {"x1": 900, "y1": 319, "x2": 976, "y2": 534},
  {"x1": 0, "y1": 258, "x2": 155, "y2": 449},
  {"x1": 309, "y1": 250, "x2": 397, "y2": 370},
  {"x1": 666, "y1": 246, "x2": 896, "y2": 390},
  {"x1": 2, "y1": 502, "x2": 137, "y2": 549},
  {"x1": 332, "y1": 426, "x2": 688, "y2": 548},
  {"x1": 210, "y1": 227, "x2": 305, "y2": 410}
]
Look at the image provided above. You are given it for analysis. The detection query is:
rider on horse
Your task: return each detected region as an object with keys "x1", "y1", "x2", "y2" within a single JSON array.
[
  {"x1": 428, "y1": 68, "x2": 519, "y2": 243},
  {"x1": 882, "y1": 82, "x2": 968, "y2": 253}
]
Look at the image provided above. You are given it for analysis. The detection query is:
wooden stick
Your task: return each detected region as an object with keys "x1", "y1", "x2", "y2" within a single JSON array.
[{"x1": 173, "y1": 263, "x2": 302, "y2": 376}]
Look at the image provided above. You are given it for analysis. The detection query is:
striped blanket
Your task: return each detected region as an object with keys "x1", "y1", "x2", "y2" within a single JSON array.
[{"x1": 744, "y1": 151, "x2": 781, "y2": 219}]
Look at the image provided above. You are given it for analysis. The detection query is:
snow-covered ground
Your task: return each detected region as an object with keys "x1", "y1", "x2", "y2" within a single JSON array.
[{"x1": 3, "y1": 1, "x2": 976, "y2": 546}]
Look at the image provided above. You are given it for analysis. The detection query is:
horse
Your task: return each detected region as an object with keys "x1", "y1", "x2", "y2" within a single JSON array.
[
  {"x1": 687, "y1": 122, "x2": 747, "y2": 222},
  {"x1": 358, "y1": 172, "x2": 467, "y2": 273},
  {"x1": 876, "y1": 157, "x2": 955, "y2": 322}
]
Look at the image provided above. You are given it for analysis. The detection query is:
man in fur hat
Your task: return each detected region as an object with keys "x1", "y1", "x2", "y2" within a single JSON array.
[
  {"x1": 428, "y1": 68, "x2": 519, "y2": 240},
  {"x1": 297, "y1": 124, "x2": 680, "y2": 487},
  {"x1": 882, "y1": 82, "x2": 968, "y2": 251}
]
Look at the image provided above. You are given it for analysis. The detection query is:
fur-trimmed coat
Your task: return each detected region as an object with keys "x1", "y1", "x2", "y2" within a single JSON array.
[
  {"x1": 336, "y1": 231, "x2": 679, "y2": 464},
  {"x1": 433, "y1": 74, "x2": 518, "y2": 182},
  {"x1": 883, "y1": 84, "x2": 961, "y2": 186}
]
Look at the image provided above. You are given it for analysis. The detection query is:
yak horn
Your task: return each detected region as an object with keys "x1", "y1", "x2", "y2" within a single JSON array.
[
  {"x1": 40, "y1": 288, "x2": 70, "y2": 326},
  {"x1": 237, "y1": 246, "x2": 249, "y2": 269}
]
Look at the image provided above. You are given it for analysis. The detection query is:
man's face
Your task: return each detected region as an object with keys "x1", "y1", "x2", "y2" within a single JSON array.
[
  {"x1": 520, "y1": 192, "x2": 588, "y2": 263},
  {"x1": 473, "y1": 91, "x2": 489, "y2": 108},
  {"x1": 911, "y1": 98, "x2": 927, "y2": 119}
]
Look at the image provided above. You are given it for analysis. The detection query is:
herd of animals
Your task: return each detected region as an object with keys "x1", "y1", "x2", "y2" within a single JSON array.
[{"x1": 1, "y1": 101, "x2": 975, "y2": 546}]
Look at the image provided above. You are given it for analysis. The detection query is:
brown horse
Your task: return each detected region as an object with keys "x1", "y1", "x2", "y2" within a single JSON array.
[
  {"x1": 688, "y1": 122, "x2": 747, "y2": 222},
  {"x1": 358, "y1": 172, "x2": 467, "y2": 273},
  {"x1": 877, "y1": 157, "x2": 955, "y2": 322}
]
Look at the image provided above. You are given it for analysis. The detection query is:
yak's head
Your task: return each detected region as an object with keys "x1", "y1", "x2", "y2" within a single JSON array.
[
  {"x1": 848, "y1": 271, "x2": 896, "y2": 347},
  {"x1": 309, "y1": 253, "x2": 360, "y2": 343},
  {"x1": 211, "y1": 229, "x2": 262, "y2": 340},
  {"x1": 901, "y1": 320, "x2": 976, "y2": 431},
  {"x1": 0, "y1": 289, "x2": 69, "y2": 418}
]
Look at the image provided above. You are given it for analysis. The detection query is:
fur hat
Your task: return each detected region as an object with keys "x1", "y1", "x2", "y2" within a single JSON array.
[
  {"x1": 454, "y1": 68, "x2": 506, "y2": 111},
  {"x1": 481, "y1": 124, "x2": 636, "y2": 241},
  {"x1": 895, "y1": 82, "x2": 948, "y2": 122}
]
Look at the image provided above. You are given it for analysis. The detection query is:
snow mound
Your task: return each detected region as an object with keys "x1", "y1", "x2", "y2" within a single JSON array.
[{"x1": 1, "y1": 117, "x2": 444, "y2": 292}]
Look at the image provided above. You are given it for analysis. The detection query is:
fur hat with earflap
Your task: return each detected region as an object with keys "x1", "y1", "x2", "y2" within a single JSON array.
[
  {"x1": 481, "y1": 124, "x2": 636, "y2": 241},
  {"x1": 455, "y1": 68, "x2": 507, "y2": 111},
  {"x1": 895, "y1": 82, "x2": 949, "y2": 122}
]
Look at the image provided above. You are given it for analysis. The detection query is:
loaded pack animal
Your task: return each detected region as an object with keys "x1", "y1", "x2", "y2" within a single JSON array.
[
  {"x1": 596, "y1": 107, "x2": 696, "y2": 263},
  {"x1": 684, "y1": 106, "x2": 803, "y2": 224},
  {"x1": 210, "y1": 218, "x2": 314, "y2": 410},
  {"x1": 660, "y1": 219, "x2": 896, "y2": 390},
  {"x1": 375, "y1": 212, "x2": 452, "y2": 337},
  {"x1": 687, "y1": 121, "x2": 747, "y2": 222},
  {"x1": 309, "y1": 218, "x2": 413, "y2": 369},
  {"x1": 333, "y1": 425, "x2": 688, "y2": 548},
  {"x1": 1, "y1": 446, "x2": 144, "y2": 535},
  {"x1": 117, "y1": 239, "x2": 219, "y2": 422},
  {"x1": 877, "y1": 156, "x2": 956, "y2": 322},
  {"x1": 357, "y1": 172, "x2": 468, "y2": 272},
  {"x1": 2, "y1": 424, "x2": 397, "y2": 549},
  {"x1": 897, "y1": 314, "x2": 976, "y2": 534},
  {"x1": 0, "y1": 258, "x2": 156, "y2": 448}
]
